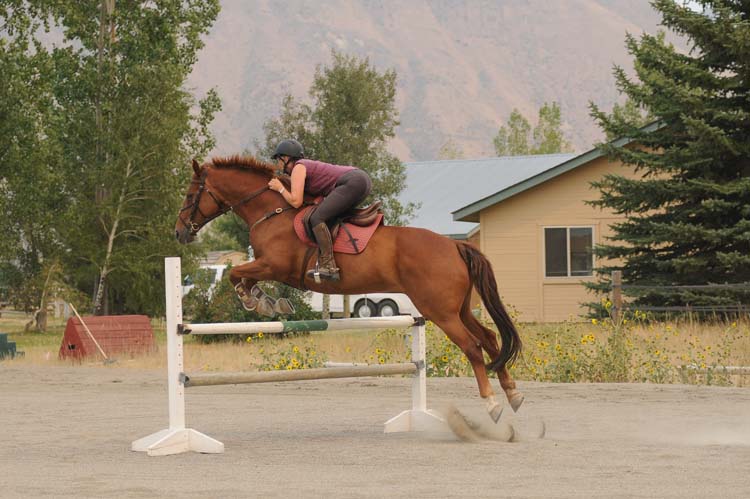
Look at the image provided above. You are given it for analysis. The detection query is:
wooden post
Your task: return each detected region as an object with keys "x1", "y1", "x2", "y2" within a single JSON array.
[
  {"x1": 343, "y1": 295, "x2": 351, "y2": 318},
  {"x1": 322, "y1": 293, "x2": 330, "y2": 319},
  {"x1": 612, "y1": 270, "x2": 622, "y2": 323},
  {"x1": 131, "y1": 257, "x2": 224, "y2": 456}
]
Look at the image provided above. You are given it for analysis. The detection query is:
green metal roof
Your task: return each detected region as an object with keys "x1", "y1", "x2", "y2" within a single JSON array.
[
  {"x1": 452, "y1": 121, "x2": 663, "y2": 222},
  {"x1": 401, "y1": 154, "x2": 576, "y2": 238}
]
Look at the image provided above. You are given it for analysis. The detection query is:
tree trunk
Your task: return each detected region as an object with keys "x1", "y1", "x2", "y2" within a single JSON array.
[{"x1": 93, "y1": 161, "x2": 130, "y2": 315}]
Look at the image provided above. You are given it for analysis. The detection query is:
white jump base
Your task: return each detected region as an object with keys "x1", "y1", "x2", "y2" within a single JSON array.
[{"x1": 132, "y1": 257, "x2": 444, "y2": 456}]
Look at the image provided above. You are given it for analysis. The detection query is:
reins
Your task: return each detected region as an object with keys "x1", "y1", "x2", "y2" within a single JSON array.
[{"x1": 178, "y1": 170, "x2": 282, "y2": 237}]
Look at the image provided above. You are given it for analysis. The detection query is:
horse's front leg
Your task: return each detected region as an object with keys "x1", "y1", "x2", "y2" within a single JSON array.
[{"x1": 228, "y1": 259, "x2": 292, "y2": 317}]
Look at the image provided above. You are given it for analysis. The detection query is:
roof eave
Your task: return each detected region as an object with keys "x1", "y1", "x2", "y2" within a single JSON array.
[{"x1": 452, "y1": 121, "x2": 664, "y2": 222}]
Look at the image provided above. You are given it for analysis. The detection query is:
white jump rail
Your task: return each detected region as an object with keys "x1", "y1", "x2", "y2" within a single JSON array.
[{"x1": 132, "y1": 257, "x2": 444, "y2": 456}]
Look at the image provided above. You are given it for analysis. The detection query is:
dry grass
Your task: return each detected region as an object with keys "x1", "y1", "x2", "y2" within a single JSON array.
[
  {"x1": 3, "y1": 309, "x2": 750, "y2": 387},
  {"x1": 1, "y1": 310, "x2": 410, "y2": 372}
]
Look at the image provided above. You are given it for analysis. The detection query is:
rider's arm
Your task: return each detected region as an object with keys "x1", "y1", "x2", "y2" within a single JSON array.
[{"x1": 284, "y1": 163, "x2": 306, "y2": 208}]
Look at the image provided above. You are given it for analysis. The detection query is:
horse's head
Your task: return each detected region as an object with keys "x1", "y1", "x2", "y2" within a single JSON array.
[
  {"x1": 174, "y1": 160, "x2": 230, "y2": 244},
  {"x1": 175, "y1": 156, "x2": 283, "y2": 244}
]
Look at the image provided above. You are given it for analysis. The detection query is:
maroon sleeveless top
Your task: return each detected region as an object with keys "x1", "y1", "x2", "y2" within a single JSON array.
[{"x1": 292, "y1": 159, "x2": 356, "y2": 196}]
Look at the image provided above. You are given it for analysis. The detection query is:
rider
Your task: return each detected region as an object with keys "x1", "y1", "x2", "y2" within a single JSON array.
[{"x1": 267, "y1": 139, "x2": 372, "y2": 282}]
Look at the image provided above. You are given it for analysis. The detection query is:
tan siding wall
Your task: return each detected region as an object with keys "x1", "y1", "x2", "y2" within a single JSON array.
[
  {"x1": 466, "y1": 230, "x2": 481, "y2": 310},
  {"x1": 480, "y1": 156, "x2": 636, "y2": 322}
]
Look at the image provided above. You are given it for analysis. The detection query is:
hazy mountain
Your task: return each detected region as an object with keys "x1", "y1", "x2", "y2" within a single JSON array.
[{"x1": 188, "y1": 0, "x2": 683, "y2": 161}]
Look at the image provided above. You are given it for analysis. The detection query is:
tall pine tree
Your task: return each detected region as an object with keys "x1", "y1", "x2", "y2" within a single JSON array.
[{"x1": 589, "y1": 0, "x2": 750, "y2": 312}]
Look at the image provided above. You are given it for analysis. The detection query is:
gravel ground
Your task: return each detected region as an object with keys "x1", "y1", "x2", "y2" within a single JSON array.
[{"x1": 1, "y1": 364, "x2": 750, "y2": 498}]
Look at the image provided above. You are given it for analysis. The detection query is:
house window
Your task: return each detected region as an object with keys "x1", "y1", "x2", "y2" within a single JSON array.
[{"x1": 544, "y1": 227, "x2": 593, "y2": 277}]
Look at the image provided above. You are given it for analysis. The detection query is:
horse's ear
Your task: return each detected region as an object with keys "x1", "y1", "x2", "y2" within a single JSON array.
[{"x1": 192, "y1": 159, "x2": 201, "y2": 175}]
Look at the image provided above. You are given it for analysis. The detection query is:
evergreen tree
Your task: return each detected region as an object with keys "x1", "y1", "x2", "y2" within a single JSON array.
[
  {"x1": 588, "y1": 0, "x2": 750, "y2": 312},
  {"x1": 493, "y1": 103, "x2": 572, "y2": 156},
  {"x1": 605, "y1": 99, "x2": 652, "y2": 141}
]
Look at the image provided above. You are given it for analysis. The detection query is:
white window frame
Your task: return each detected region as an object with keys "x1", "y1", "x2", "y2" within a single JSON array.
[{"x1": 543, "y1": 225, "x2": 595, "y2": 278}]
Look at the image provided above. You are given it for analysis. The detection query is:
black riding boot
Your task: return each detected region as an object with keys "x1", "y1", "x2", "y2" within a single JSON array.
[{"x1": 307, "y1": 223, "x2": 340, "y2": 281}]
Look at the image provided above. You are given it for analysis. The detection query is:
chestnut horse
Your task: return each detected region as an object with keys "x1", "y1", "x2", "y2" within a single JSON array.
[{"x1": 175, "y1": 156, "x2": 524, "y2": 421}]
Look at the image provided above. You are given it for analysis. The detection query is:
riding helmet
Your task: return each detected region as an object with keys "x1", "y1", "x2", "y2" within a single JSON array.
[{"x1": 271, "y1": 139, "x2": 305, "y2": 160}]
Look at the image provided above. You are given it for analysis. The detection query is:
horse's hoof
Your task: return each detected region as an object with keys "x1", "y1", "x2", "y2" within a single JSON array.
[
  {"x1": 256, "y1": 296, "x2": 277, "y2": 318},
  {"x1": 508, "y1": 392, "x2": 525, "y2": 412},
  {"x1": 489, "y1": 403, "x2": 503, "y2": 423},
  {"x1": 274, "y1": 297, "x2": 295, "y2": 315},
  {"x1": 234, "y1": 283, "x2": 258, "y2": 311},
  {"x1": 484, "y1": 395, "x2": 503, "y2": 423}
]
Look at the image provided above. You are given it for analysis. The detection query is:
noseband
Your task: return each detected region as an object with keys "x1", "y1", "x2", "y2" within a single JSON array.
[{"x1": 178, "y1": 170, "x2": 270, "y2": 237}]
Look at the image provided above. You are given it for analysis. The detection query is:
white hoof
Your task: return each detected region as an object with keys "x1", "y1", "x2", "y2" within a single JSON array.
[
  {"x1": 508, "y1": 391, "x2": 525, "y2": 412},
  {"x1": 484, "y1": 395, "x2": 503, "y2": 423}
]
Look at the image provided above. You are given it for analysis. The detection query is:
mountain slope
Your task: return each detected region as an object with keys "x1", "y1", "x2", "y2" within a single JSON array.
[{"x1": 188, "y1": 0, "x2": 680, "y2": 161}]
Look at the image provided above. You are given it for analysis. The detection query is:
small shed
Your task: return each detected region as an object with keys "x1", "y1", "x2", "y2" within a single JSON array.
[{"x1": 59, "y1": 315, "x2": 155, "y2": 360}]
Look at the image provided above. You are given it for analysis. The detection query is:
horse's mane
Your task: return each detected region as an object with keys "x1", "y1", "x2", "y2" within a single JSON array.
[{"x1": 210, "y1": 155, "x2": 276, "y2": 177}]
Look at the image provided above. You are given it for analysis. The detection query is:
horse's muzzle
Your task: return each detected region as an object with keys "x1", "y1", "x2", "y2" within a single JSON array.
[{"x1": 175, "y1": 228, "x2": 195, "y2": 245}]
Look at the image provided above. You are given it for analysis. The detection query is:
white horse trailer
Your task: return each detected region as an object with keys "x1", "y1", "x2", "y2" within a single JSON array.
[{"x1": 307, "y1": 292, "x2": 419, "y2": 318}]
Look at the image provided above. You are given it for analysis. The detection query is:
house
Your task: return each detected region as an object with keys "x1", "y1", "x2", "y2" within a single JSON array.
[
  {"x1": 402, "y1": 126, "x2": 655, "y2": 322},
  {"x1": 402, "y1": 153, "x2": 576, "y2": 243},
  {"x1": 449, "y1": 128, "x2": 658, "y2": 322}
]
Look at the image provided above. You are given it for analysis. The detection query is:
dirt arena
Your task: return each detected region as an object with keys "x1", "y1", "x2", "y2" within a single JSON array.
[{"x1": 2, "y1": 365, "x2": 749, "y2": 498}]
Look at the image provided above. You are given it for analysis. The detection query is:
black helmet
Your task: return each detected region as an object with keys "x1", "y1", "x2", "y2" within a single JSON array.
[{"x1": 271, "y1": 139, "x2": 304, "y2": 160}]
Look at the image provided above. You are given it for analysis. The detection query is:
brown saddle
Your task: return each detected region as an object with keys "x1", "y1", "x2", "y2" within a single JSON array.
[{"x1": 302, "y1": 200, "x2": 383, "y2": 240}]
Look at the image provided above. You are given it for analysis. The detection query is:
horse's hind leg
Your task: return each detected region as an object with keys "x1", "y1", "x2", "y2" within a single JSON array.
[
  {"x1": 431, "y1": 316, "x2": 504, "y2": 423},
  {"x1": 461, "y1": 306, "x2": 524, "y2": 412}
]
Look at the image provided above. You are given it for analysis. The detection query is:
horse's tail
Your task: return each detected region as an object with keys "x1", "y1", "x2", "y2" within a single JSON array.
[{"x1": 457, "y1": 242, "x2": 522, "y2": 372}]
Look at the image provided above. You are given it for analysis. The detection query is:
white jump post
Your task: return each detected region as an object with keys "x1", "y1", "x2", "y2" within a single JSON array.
[
  {"x1": 131, "y1": 257, "x2": 224, "y2": 456},
  {"x1": 132, "y1": 257, "x2": 443, "y2": 456}
]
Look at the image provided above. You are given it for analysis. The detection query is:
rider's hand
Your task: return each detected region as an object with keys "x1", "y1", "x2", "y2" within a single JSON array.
[{"x1": 268, "y1": 178, "x2": 285, "y2": 193}]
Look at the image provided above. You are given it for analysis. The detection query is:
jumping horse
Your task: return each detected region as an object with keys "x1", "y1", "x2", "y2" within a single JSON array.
[{"x1": 175, "y1": 156, "x2": 524, "y2": 422}]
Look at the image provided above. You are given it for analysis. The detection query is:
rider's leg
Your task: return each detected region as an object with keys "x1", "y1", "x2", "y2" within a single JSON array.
[{"x1": 307, "y1": 171, "x2": 371, "y2": 281}]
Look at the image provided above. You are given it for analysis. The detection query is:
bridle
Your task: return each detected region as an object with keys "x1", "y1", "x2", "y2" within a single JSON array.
[{"x1": 177, "y1": 169, "x2": 282, "y2": 237}]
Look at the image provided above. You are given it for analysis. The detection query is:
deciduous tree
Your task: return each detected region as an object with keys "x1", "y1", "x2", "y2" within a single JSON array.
[{"x1": 493, "y1": 103, "x2": 572, "y2": 156}]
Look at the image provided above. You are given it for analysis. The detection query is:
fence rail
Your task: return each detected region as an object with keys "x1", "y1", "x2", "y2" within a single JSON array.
[{"x1": 610, "y1": 271, "x2": 750, "y2": 320}]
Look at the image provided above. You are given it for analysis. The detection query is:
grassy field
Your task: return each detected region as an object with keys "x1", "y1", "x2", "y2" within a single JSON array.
[{"x1": 2, "y1": 309, "x2": 749, "y2": 386}]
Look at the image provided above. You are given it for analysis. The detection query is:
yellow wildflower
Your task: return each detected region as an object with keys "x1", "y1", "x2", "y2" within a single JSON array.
[
  {"x1": 442, "y1": 356, "x2": 448, "y2": 362},
  {"x1": 258, "y1": 332, "x2": 264, "y2": 338},
  {"x1": 591, "y1": 318, "x2": 598, "y2": 325},
  {"x1": 292, "y1": 345, "x2": 299, "y2": 353}
]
